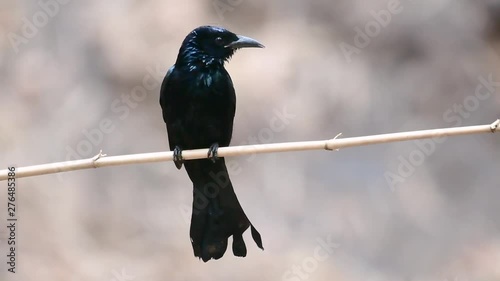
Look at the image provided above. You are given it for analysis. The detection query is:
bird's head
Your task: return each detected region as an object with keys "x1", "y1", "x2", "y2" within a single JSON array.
[{"x1": 176, "y1": 26, "x2": 264, "y2": 68}]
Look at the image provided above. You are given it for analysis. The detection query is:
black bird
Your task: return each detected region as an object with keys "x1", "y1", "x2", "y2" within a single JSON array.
[{"x1": 159, "y1": 26, "x2": 264, "y2": 262}]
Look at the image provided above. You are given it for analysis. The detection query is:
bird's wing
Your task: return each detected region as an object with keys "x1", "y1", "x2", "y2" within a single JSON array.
[
  {"x1": 222, "y1": 70, "x2": 237, "y2": 146},
  {"x1": 159, "y1": 65, "x2": 175, "y2": 123},
  {"x1": 159, "y1": 65, "x2": 182, "y2": 151}
]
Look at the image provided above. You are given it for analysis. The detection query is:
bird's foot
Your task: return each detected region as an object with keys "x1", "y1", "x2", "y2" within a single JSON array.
[
  {"x1": 173, "y1": 146, "x2": 184, "y2": 169},
  {"x1": 207, "y1": 143, "x2": 219, "y2": 163}
]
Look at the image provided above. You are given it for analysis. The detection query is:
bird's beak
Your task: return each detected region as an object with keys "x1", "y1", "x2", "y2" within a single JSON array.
[{"x1": 225, "y1": 35, "x2": 265, "y2": 49}]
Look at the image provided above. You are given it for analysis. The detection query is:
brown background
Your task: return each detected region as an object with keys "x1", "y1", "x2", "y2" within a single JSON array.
[{"x1": 1, "y1": 0, "x2": 500, "y2": 280}]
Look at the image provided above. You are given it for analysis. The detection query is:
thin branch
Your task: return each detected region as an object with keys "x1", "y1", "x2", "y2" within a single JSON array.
[{"x1": 1, "y1": 119, "x2": 498, "y2": 181}]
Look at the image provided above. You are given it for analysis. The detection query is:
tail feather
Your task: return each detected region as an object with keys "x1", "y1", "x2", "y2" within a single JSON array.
[
  {"x1": 251, "y1": 224, "x2": 264, "y2": 250},
  {"x1": 232, "y1": 233, "x2": 247, "y2": 257},
  {"x1": 185, "y1": 158, "x2": 263, "y2": 262}
]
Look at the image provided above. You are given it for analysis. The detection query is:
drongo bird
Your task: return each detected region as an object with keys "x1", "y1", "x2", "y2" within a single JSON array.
[{"x1": 159, "y1": 26, "x2": 264, "y2": 262}]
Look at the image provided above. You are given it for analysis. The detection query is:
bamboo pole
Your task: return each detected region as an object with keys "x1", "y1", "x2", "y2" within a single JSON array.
[{"x1": 0, "y1": 119, "x2": 498, "y2": 181}]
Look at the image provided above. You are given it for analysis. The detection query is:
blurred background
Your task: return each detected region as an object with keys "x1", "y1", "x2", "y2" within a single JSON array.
[{"x1": 1, "y1": 0, "x2": 500, "y2": 280}]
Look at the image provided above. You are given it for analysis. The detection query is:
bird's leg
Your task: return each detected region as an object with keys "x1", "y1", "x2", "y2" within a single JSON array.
[
  {"x1": 207, "y1": 143, "x2": 219, "y2": 163},
  {"x1": 173, "y1": 146, "x2": 184, "y2": 169}
]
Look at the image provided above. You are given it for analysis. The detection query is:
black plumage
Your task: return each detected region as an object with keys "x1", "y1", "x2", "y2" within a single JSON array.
[{"x1": 159, "y1": 26, "x2": 264, "y2": 262}]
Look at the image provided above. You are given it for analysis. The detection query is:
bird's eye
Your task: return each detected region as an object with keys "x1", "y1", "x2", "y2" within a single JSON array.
[{"x1": 215, "y1": 37, "x2": 224, "y2": 46}]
